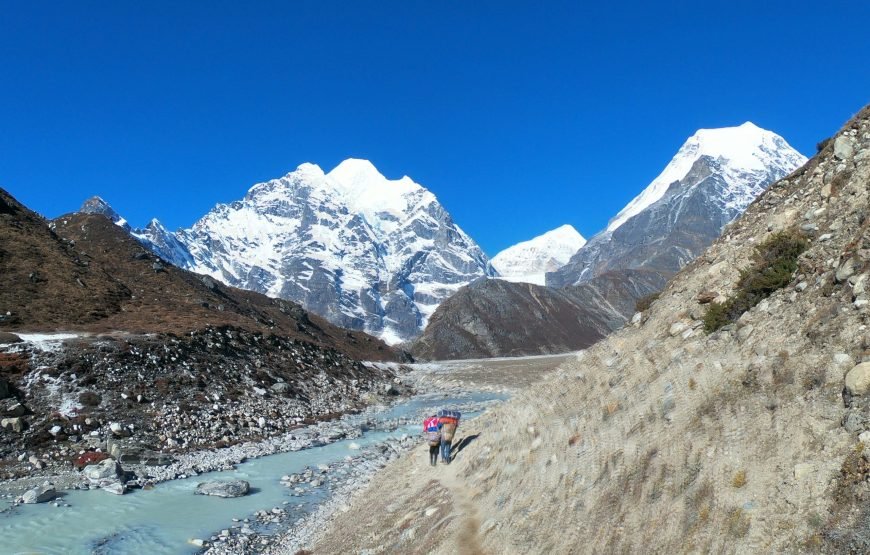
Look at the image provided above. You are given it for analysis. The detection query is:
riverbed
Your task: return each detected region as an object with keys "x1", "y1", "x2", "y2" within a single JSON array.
[{"x1": 1, "y1": 389, "x2": 505, "y2": 554}]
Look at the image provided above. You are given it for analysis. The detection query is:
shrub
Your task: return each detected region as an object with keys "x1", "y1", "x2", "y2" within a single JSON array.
[
  {"x1": 704, "y1": 232, "x2": 808, "y2": 333},
  {"x1": 78, "y1": 391, "x2": 101, "y2": 406},
  {"x1": 816, "y1": 137, "x2": 832, "y2": 152},
  {"x1": 635, "y1": 291, "x2": 661, "y2": 313},
  {"x1": 732, "y1": 469, "x2": 747, "y2": 488}
]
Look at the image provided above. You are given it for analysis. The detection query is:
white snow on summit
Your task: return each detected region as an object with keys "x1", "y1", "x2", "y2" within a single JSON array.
[
  {"x1": 606, "y1": 122, "x2": 807, "y2": 233},
  {"x1": 491, "y1": 224, "x2": 586, "y2": 286},
  {"x1": 132, "y1": 159, "x2": 492, "y2": 344}
]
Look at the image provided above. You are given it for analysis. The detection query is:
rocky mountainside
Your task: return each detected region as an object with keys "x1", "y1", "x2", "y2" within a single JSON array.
[
  {"x1": 490, "y1": 224, "x2": 586, "y2": 286},
  {"x1": 412, "y1": 123, "x2": 804, "y2": 360},
  {"x1": 548, "y1": 122, "x2": 806, "y2": 287},
  {"x1": 303, "y1": 106, "x2": 870, "y2": 554},
  {"x1": 412, "y1": 269, "x2": 664, "y2": 359},
  {"x1": 0, "y1": 188, "x2": 406, "y2": 479},
  {"x1": 126, "y1": 159, "x2": 492, "y2": 344}
]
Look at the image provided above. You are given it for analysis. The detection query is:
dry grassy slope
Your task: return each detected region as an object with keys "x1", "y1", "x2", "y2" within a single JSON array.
[{"x1": 306, "y1": 106, "x2": 870, "y2": 554}]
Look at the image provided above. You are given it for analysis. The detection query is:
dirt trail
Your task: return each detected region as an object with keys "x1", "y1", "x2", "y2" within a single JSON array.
[{"x1": 289, "y1": 354, "x2": 573, "y2": 555}]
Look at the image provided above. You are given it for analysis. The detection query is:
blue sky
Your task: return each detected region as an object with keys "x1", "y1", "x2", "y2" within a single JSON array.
[{"x1": 1, "y1": 1, "x2": 868, "y2": 256}]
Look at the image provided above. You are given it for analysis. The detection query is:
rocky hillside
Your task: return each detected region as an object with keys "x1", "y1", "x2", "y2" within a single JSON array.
[
  {"x1": 303, "y1": 107, "x2": 870, "y2": 553},
  {"x1": 0, "y1": 189, "x2": 406, "y2": 479},
  {"x1": 128, "y1": 159, "x2": 492, "y2": 344},
  {"x1": 412, "y1": 269, "x2": 664, "y2": 359}
]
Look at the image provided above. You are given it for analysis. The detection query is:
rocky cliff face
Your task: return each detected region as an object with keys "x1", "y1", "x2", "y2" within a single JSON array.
[
  {"x1": 412, "y1": 269, "x2": 665, "y2": 359},
  {"x1": 309, "y1": 106, "x2": 870, "y2": 553},
  {"x1": 130, "y1": 159, "x2": 492, "y2": 344},
  {"x1": 548, "y1": 122, "x2": 806, "y2": 287}
]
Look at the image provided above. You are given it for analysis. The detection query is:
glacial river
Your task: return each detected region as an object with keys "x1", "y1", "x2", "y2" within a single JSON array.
[{"x1": 1, "y1": 390, "x2": 505, "y2": 554}]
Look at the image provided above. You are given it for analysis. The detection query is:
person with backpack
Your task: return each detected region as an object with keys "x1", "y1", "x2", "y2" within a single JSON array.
[
  {"x1": 423, "y1": 415, "x2": 441, "y2": 466},
  {"x1": 437, "y1": 409, "x2": 460, "y2": 464}
]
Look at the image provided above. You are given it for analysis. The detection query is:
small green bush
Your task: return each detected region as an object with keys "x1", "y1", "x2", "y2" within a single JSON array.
[
  {"x1": 704, "y1": 231, "x2": 808, "y2": 333},
  {"x1": 635, "y1": 291, "x2": 661, "y2": 313}
]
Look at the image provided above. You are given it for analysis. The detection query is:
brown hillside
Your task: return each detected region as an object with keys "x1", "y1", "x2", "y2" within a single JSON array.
[{"x1": 0, "y1": 188, "x2": 399, "y2": 362}]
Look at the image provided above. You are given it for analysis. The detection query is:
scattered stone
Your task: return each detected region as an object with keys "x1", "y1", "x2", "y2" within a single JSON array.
[
  {"x1": 20, "y1": 483, "x2": 56, "y2": 504},
  {"x1": 836, "y1": 257, "x2": 861, "y2": 283},
  {"x1": 194, "y1": 479, "x2": 251, "y2": 498},
  {"x1": 0, "y1": 398, "x2": 26, "y2": 417},
  {"x1": 1, "y1": 416, "x2": 25, "y2": 433},
  {"x1": 668, "y1": 322, "x2": 687, "y2": 337},
  {"x1": 794, "y1": 463, "x2": 815, "y2": 480},
  {"x1": 83, "y1": 458, "x2": 122, "y2": 482}
]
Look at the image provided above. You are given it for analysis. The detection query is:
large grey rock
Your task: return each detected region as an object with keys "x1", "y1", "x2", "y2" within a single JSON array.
[
  {"x1": 83, "y1": 458, "x2": 122, "y2": 481},
  {"x1": 846, "y1": 362, "x2": 870, "y2": 395},
  {"x1": 20, "y1": 484, "x2": 56, "y2": 504},
  {"x1": 834, "y1": 136, "x2": 854, "y2": 160},
  {"x1": 194, "y1": 479, "x2": 251, "y2": 498},
  {"x1": 836, "y1": 257, "x2": 861, "y2": 283}
]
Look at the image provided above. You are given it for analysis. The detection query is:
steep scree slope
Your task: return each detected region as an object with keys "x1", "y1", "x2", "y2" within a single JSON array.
[{"x1": 305, "y1": 107, "x2": 870, "y2": 553}]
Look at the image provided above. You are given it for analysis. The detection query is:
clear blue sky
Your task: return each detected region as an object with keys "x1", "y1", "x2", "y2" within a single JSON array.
[{"x1": 1, "y1": 1, "x2": 868, "y2": 256}]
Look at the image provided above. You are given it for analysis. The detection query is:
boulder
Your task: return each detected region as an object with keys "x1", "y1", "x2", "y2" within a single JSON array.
[
  {"x1": 20, "y1": 484, "x2": 56, "y2": 504},
  {"x1": 99, "y1": 480, "x2": 127, "y2": 495},
  {"x1": 0, "y1": 332, "x2": 22, "y2": 344},
  {"x1": 194, "y1": 479, "x2": 250, "y2": 498},
  {"x1": 1, "y1": 416, "x2": 25, "y2": 433},
  {"x1": 846, "y1": 362, "x2": 870, "y2": 395},
  {"x1": 836, "y1": 257, "x2": 861, "y2": 283},
  {"x1": 83, "y1": 458, "x2": 122, "y2": 482},
  {"x1": 833, "y1": 136, "x2": 854, "y2": 160},
  {"x1": 0, "y1": 398, "x2": 26, "y2": 417},
  {"x1": 668, "y1": 322, "x2": 687, "y2": 337}
]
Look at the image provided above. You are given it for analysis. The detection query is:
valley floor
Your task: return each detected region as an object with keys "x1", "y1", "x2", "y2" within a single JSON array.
[{"x1": 268, "y1": 352, "x2": 578, "y2": 555}]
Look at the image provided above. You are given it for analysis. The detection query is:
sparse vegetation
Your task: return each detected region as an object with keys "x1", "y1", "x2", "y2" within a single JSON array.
[
  {"x1": 732, "y1": 469, "x2": 747, "y2": 488},
  {"x1": 635, "y1": 291, "x2": 661, "y2": 313},
  {"x1": 704, "y1": 231, "x2": 808, "y2": 333},
  {"x1": 816, "y1": 137, "x2": 832, "y2": 152},
  {"x1": 725, "y1": 507, "x2": 751, "y2": 538}
]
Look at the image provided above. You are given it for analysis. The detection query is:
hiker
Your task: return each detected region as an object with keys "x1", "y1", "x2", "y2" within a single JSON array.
[
  {"x1": 437, "y1": 409, "x2": 460, "y2": 463},
  {"x1": 423, "y1": 415, "x2": 441, "y2": 466}
]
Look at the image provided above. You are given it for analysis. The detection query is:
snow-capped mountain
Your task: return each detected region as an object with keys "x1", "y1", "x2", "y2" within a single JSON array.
[
  {"x1": 548, "y1": 122, "x2": 806, "y2": 287},
  {"x1": 128, "y1": 159, "x2": 492, "y2": 344},
  {"x1": 491, "y1": 224, "x2": 586, "y2": 285}
]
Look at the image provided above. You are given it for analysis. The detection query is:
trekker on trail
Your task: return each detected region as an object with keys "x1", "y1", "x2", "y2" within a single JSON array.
[
  {"x1": 423, "y1": 415, "x2": 441, "y2": 466},
  {"x1": 437, "y1": 409, "x2": 460, "y2": 464}
]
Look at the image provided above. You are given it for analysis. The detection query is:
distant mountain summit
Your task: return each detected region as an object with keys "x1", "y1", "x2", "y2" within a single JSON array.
[
  {"x1": 79, "y1": 196, "x2": 129, "y2": 230},
  {"x1": 121, "y1": 159, "x2": 492, "y2": 343},
  {"x1": 548, "y1": 122, "x2": 806, "y2": 287},
  {"x1": 490, "y1": 225, "x2": 586, "y2": 286}
]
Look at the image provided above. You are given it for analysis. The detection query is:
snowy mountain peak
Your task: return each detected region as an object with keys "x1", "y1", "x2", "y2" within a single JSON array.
[
  {"x1": 128, "y1": 159, "x2": 491, "y2": 344},
  {"x1": 606, "y1": 123, "x2": 806, "y2": 233},
  {"x1": 491, "y1": 224, "x2": 587, "y2": 285}
]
